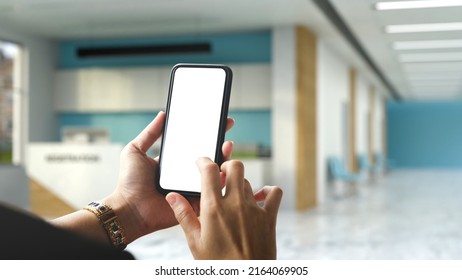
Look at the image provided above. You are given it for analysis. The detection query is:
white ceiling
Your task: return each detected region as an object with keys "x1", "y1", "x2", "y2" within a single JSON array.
[
  {"x1": 1, "y1": 0, "x2": 461, "y2": 101},
  {"x1": 0, "y1": 0, "x2": 330, "y2": 38},
  {"x1": 331, "y1": 0, "x2": 462, "y2": 101}
]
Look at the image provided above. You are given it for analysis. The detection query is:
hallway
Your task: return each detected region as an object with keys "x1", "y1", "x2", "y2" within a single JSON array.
[{"x1": 127, "y1": 170, "x2": 462, "y2": 260}]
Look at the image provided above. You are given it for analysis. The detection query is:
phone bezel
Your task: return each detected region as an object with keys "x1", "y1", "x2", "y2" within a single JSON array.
[{"x1": 157, "y1": 63, "x2": 233, "y2": 196}]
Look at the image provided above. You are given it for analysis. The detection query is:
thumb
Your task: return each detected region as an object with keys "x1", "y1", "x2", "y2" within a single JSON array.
[{"x1": 166, "y1": 192, "x2": 201, "y2": 242}]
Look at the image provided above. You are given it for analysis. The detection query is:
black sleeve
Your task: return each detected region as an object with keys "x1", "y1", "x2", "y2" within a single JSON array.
[{"x1": 0, "y1": 203, "x2": 135, "y2": 260}]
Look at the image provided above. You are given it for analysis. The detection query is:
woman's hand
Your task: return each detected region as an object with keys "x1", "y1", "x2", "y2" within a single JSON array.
[
  {"x1": 52, "y1": 111, "x2": 234, "y2": 246},
  {"x1": 166, "y1": 158, "x2": 283, "y2": 259},
  {"x1": 106, "y1": 112, "x2": 234, "y2": 244}
]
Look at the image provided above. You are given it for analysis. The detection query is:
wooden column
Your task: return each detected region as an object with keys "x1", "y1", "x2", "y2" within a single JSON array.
[
  {"x1": 382, "y1": 97, "x2": 388, "y2": 170},
  {"x1": 295, "y1": 26, "x2": 317, "y2": 211},
  {"x1": 348, "y1": 68, "x2": 358, "y2": 173},
  {"x1": 368, "y1": 86, "x2": 376, "y2": 165}
]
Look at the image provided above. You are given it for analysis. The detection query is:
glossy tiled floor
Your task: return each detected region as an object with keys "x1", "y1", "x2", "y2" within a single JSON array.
[{"x1": 127, "y1": 170, "x2": 462, "y2": 260}]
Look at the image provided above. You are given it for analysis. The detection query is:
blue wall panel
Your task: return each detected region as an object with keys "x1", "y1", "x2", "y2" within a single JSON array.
[
  {"x1": 387, "y1": 101, "x2": 462, "y2": 168},
  {"x1": 59, "y1": 110, "x2": 272, "y2": 147},
  {"x1": 57, "y1": 31, "x2": 272, "y2": 148},
  {"x1": 59, "y1": 31, "x2": 271, "y2": 68},
  {"x1": 59, "y1": 112, "x2": 156, "y2": 145}
]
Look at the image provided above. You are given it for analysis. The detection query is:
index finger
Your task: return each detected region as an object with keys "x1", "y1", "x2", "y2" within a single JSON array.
[
  {"x1": 256, "y1": 186, "x2": 283, "y2": 219},
  {"x1": 196, "y1": 157, "x2": 222, "y2": 200},
  {"x1": 225, "y1": 117, "x2": 235, "y2": 132}
]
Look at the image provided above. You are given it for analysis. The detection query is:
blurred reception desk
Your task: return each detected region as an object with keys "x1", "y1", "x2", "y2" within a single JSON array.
[
  {"x1": 239, "y1": 158, "x2": 272, "y2": 192},
  {"x1": 27, "y1": 143, "x2": 272, "y2": 210},
  {"x1": 27, "y1": 143, "x2": 124, "y2": 209}
]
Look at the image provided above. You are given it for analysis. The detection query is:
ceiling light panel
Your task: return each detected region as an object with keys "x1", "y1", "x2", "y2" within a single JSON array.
[
  {"x1": 403, "y1": 62, "x2": 462, "y2": 72},
  {"x1": 409, "y1": 80, "x2": 462, "y2": 86},
  {"x1": 411, "y1": 89, "x2": 462, "y2": 96},
  {"x1": 376, "y1": 0, "x2": 462, "y2": 10},
  {"x1": 399, "y1": 52, "x2": 462, "y2": 62},
  {"x1": 393, "y1": 39, "x2": 462, "y2": 50},
  {"x1": 406, "y1": 72, "x2": 462, "y2": 77},
  {"x1": 385, "y1": 22, "x2": 462, "y2": 33},
  {"x1": 411, "y1": 83, "x2": 461, "y2": 89},
  {"x1": 409, "y1": 92, "x2": 462, "y2": 101},
  {"x1": 409, "y1": 75, "x2": 462, "y2": 83}
]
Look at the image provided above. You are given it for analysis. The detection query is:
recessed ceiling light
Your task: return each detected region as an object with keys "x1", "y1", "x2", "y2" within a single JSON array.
[
  {"x1": 399, "y1": 52, "x2": 462, "y2": 63},
  {"x1": 410, "y1": 92, "x2": 461, "y2": 100},
  {"x1": 409, "y1": 80, "x2": 462, "y2": 87},
  {"x1": 386, "y1": 22, "x2": 462, "y2": 33},
  {"x1": 393, "y1": 39, "x2": 462, "y2": 50},
  {"x1": 407, "y1": 74, "x2": 462, "y2": 81},
  {"x1": 376, "y1": 0, "x2": 462, "y2": 10},
  {"x1": 403, "y1": 62, "x2": 462, "y2": 72},
  {"x1": 411, "y1": 86, "x2": 461, "y2": 93}
]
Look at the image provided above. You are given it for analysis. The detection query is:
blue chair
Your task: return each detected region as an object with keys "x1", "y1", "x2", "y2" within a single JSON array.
[
  {"x1": 358, "y1": 154, "x2": 384, "y2": 178},
  {"x1": 374, "y1": 153, "x2": 384, "y2": 172},
  {"x1": 358, "y1": 154, "x2": 374, "y2": 172},
  {"x1": 327, "y1": 157, "x2": 362, "y2": 183}
]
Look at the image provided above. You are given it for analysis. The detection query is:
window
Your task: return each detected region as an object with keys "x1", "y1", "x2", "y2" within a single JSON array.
[{"x1": 0, "y1": 41, "x2": 20, "y2": 164}]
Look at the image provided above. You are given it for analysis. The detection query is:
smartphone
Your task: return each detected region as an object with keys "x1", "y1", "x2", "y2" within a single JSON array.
[{"x1": 157, "y1": 63, "x2": 233, "y2": 196}]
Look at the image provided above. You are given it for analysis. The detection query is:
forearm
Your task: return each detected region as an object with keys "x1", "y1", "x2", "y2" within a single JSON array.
[
  {"x1": 50, "y1": 193, "x2": 146, "y2": 248},
  {"x1": 51, "y1": 209, "x2": 111, "y2": 246}
]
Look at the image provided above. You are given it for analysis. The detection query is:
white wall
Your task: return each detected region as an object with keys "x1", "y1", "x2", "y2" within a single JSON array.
[
  {"x1": 356, "y1": 74, "x2": 369, "y2": 157},
  {"x1": 0, "y1": 166, "x2": 30, "y2": 209},
  {"x1": 316, "y1": 39, "x2": 388, "y2": 202},
  {"x1": 273, "y1": 30, "x2": 374, "y2": 207},
  {"x1": 374, "y1": 93, "x2": 385, "y2": 157},
  {"x1": 272, "y1": 27, "x2": 297, "y2": 210},
  {"x1": 316, "y1": 40, "x2": 349, "y2": 203},
  {"x1": 356, "y1": 76, "x2": 386, "y2": 165}
]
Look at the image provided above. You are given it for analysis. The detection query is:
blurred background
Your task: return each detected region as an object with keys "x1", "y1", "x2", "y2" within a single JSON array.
[{"x1": 1, "y1": 0, "x2": 462, "y2": 259}]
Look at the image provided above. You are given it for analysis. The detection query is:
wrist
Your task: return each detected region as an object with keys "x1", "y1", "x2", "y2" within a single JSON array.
[
  {"x1": 103, "y1": 192, "x2": 147, "y2": 244},
  {"x1": 84, "y1": 201, "x2": 127, "y2": 250}
]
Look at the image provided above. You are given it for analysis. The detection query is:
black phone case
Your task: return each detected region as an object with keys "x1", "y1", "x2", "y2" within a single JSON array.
[{"x1": 157, "y1": 63, "x2": 233, "y2": 197}]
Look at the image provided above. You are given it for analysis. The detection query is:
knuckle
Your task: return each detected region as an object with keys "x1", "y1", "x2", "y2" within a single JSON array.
[
  {"x1": 203, "y1": 161, "x2": 220, "y2": 174},
  {"x1": 231, "y1": 196, "x2": 249, "y2": 210},
  {"x1": 228, "y1": 160, "x2": 244, "y2": 171},
  {"x1": 204, "y1": 202, "x2": 223, "y2": 219},
  {"x1": 243, "y1": 179, "x2": 254, "y2": 195},
  {"x1": 202, "y1": 195, "x2": 221, "y2": 210},
  {"x1": 274, "y1": 186, "x2": 283, "y2": 197},
  {"x1": 207, "y1": 199, "x2": 222, "y2": 212},
  {"x1": 120, "y1": 145, "x2": 132, "y2": 157}
]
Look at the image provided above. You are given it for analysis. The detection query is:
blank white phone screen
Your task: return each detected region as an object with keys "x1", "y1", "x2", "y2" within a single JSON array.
[{"x1": 159, "y1": 67, "x2": 227, "y2": 193}]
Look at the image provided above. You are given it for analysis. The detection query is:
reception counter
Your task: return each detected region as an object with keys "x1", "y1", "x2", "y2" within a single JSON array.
[
  {"x1": 27, "y1": 143, "x2": 124, "y2": 209},
  {"x1": 27, "y1": 143, "x2": 272, "y2": 209}
]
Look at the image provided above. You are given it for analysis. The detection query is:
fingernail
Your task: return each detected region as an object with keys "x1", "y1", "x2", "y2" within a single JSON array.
[{"x1": 166, "y1": 194, "x2": 176, "y2": 206}]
